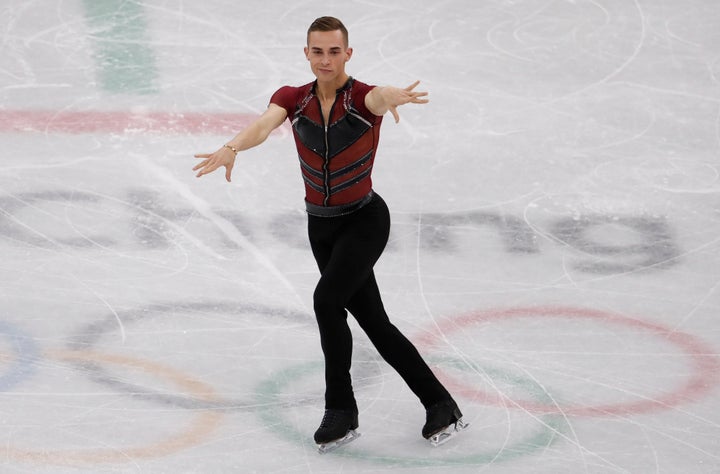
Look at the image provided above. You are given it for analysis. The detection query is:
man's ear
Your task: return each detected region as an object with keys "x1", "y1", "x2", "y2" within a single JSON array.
[
  {"x1": 345, "y1": 47, "x2": 353, "y2": 61},
  {"x1": 304, "y1": 46, "x2": 310, "y2": 60}
]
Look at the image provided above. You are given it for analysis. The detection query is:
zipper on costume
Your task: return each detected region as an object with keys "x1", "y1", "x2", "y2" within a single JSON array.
[
  {"x1": 321, "y1": 95, "x2": 338, "y2": 207},
  {"x1": 323, "y1": 124, "x2": 329, "y2": 206}
]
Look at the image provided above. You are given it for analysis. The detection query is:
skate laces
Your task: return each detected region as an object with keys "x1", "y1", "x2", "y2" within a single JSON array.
[
  {"x1": 318, "y1": 409, "x2": 356, "y2": 429},
  {"x1": 319, "y1": 410, "x2": 339, "y2": 428}
]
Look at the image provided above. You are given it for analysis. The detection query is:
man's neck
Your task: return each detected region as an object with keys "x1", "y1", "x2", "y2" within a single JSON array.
[{"x1": 316, "y1": 74, "x2": 350, "y2": 101}]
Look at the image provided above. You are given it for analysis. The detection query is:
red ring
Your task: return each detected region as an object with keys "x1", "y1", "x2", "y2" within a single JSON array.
[{"x1": 416, "y1": 306, "x2": 719, "y2": 416}]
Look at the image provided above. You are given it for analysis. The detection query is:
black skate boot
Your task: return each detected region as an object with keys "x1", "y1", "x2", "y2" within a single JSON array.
[
  {"x1": 314, "y1": 409, "x2": 360, "y2": 454},
  {"x1": 422, "y1": 399, "x2": 468, "y2": 446}
]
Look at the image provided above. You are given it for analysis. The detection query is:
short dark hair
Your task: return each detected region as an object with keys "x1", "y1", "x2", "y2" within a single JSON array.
[{"x1": 307, "y1": 16, "x2": 348, "y2": 47}]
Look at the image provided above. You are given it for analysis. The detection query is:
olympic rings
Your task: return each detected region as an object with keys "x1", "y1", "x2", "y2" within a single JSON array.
[
  {"x1": 2, "y1": 349, "x2": 223, "y2": 465},
  {"x1": 0, "y1": 320, "x2": 40, "y2": 392},
  {"x1": 6, "y1": 303, "x2": 715, "y2": 467},
  {"x1": 67, "y1": 301, "x2": 323, "y2": 410},
  {"x1": 68, "y1": 300, "x2": 382, "y2": 411},
  {"x1": 255, "y1": 360, "x2": 568, "y2": 467},
  {"x1": 416, "y1": 306, "x2": 720, "y2": 416}
]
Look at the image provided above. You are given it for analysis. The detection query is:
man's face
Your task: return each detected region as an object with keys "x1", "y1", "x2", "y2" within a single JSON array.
[{"x1": 304, "y1": 30, "x2": 352, "y2": 83}]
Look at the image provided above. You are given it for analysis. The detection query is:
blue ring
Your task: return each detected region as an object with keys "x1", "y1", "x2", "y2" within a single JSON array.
[{"x1": 0, "y1": 320, "x2": 40, "y2": 391}]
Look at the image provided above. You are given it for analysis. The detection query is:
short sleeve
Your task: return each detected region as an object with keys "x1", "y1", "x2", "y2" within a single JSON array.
[
  {"x1": 350, "y1": 81, "x2": 377, "y2": 120},
  {"x1": 269, "y1": 86, "x2": 297, "y2": 120}
]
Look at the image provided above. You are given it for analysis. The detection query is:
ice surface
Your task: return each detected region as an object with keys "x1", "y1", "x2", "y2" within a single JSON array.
[{"x1": 1, "y1": 0, "x2": 719, "y2": 472}]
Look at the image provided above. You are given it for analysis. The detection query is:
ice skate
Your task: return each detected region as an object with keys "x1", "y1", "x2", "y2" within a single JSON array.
[
  {"x1": 422, "y1": 399, "x2": 468, "y2": 447},
  {"x1": 314, "y1": 409, "x2": 360, "y2": 454}
]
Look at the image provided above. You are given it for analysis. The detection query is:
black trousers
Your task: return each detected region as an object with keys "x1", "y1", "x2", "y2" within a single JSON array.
[{"x1": 308, "y1": 192, "x2": 451, "y2": 412}]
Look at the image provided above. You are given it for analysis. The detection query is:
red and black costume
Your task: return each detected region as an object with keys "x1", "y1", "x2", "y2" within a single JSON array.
[
  {"x1": 270, "y1": 77, "x2": 380, "y2": 216},
  {"x1": 270, "y1": 78, "x2": 453, "y2": 415}
]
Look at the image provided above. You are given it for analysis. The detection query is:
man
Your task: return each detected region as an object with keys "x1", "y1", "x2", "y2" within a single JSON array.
[{"x1": 194, "y1": 16, "x2": 465, "y2": 452}]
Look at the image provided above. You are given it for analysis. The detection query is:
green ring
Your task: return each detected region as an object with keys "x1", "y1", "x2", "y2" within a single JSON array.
[{"x1": 254, "y1": 358, "x2": 567, "y2": 467}]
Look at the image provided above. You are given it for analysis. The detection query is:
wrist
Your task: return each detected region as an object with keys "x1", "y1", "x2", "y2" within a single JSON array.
[{"x1": 223, "y1": 144, "x2": 239, "y2": 155}]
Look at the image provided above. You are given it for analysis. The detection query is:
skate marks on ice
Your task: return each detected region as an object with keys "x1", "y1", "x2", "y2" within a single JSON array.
[
  {"x1": 415, "y1": 306, "x2": 719, "y2": 418},
  {"x1": 255, "y1": 360, "x2": 568, "y2": 468},
  {"x1": 66, "y1": 300, "x2": 327, "y2": 411},
  {"x1": 0, "y1": 187, "x2": 687, "y2": 276},
  {"x1": 412, "y1": 306, "x2": 720, "y2": 470},
  {"x1": 346, "y1": 304, "x2": 720, "y2": 470},
  {"x1": 1, "y1": 305, "x2": 562, "y2": 469},
  {"x1": 0, "y1": 300, "x2": 325, "y2": 467},
  {"x1": 4, "y1": 302, "x2": 717, "y2": 469},
  {"x1": 0, "y1": 321, "x2": 224, "y2": 465}
]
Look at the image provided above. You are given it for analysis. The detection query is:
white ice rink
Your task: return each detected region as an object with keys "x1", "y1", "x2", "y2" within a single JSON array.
[{"x1": 1, "y1": 0, "x2": 719, "y2": 472}]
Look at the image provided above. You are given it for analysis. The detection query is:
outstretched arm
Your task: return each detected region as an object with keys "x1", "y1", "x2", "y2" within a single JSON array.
[
  {"x1": 193, "y1": 103, "x2": 287, "y2": 182},
  {"x1": 364, "y1": 80, "x2": 428, "y2": 123}
]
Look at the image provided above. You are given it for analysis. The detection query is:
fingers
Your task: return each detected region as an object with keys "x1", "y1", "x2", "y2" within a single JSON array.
[
  {"x1": 389, "y1": 105, "x2": 400, "y2": 123},
  {"x1": 192, "y1": 153, "x2": 213, "y2": 173},
  {"x1": 405, "y1": 80, "x2": 421, "y2": 91},
  {"x1": 193, "y1": 152, "x2": 224, "y2": 178},
  {"x1": 195, "y1": 161, "x2": 217, "y2": 178},
  {"x1": 404, "y1": 81, "x2": 428, "y2": 104},
  {"x1": 193, "y1": 147, "x2": 238, "y2": 180},
  {"x1": 192, "y1": 157, "x2": 208, "y2": 171},
  {"x1": 407, "y1": 94, "x2": 429, "y2": 104}
]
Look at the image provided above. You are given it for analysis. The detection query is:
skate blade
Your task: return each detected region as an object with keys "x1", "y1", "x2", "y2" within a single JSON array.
[
  {"x1": 428, "y1": 418, "x2": 469, "y2": 447},
  {"x1": 317, "y1": 430, "x2": 360, "y2": 454}
]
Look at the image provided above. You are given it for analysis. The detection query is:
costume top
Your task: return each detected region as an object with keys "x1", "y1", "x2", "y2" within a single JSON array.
[{"x1": 270, "y1": 77, "x2": 382, "y2": 216}]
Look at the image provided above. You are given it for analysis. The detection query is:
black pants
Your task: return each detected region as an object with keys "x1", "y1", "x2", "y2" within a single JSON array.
[{"x1": 308, "y1": 192, "x2": 451, "y2": 412}]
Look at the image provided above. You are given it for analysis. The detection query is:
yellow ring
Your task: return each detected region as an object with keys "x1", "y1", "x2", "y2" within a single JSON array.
[{"x1": 5, "y1": 349, "x2": 223, "y2": 466}]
